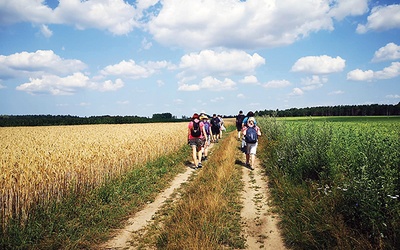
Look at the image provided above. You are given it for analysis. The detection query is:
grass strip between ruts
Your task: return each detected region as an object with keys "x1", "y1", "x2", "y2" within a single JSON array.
[{"x1": 152, "y1": 130, "x2": 246, "y2": 249}]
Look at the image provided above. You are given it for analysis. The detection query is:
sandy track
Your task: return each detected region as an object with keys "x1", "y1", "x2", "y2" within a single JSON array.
[
  {"x1": 240, "y1": 156, "x2": 287, "y2": 249},
  {"x1": 101, "y1": 167, "x2": 195, "y2": 249}
]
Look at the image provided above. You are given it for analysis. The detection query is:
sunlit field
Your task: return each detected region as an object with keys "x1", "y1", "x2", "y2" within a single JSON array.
[
  {"x1": 0, "y1": 123, "x2": 187, "y2": 230},
  {"x1": 258, "y1": 116, "x2": 400, "y2": 249}
]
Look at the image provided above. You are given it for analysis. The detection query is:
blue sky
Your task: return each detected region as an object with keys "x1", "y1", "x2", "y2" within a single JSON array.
[{"x1": 0, "y1": 0, "x2": 399, "y2": 118}]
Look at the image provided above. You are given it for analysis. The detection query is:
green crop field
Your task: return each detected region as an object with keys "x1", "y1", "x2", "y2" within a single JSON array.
[
  {"x1": 257, "y1": 116, "x2": 400, "y2": 249},
  {"x1": 276, "y1": 115, "x2": 400, "y2": 123}
]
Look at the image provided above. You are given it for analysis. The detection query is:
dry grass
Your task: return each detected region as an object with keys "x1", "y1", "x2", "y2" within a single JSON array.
[{"x1": 0, "y1": 123, "x2": 187, "y2": 230}]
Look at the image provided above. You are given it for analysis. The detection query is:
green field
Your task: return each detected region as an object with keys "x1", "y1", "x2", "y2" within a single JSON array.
[
  {"x1": 276, "y1": 115, "x2": 400, "y2": 123},
  {"x1": 257, "y1": 116, "x2": 400, "y2": 249}
]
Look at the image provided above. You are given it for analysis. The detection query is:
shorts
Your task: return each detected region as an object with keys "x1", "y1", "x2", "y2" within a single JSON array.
[
  {"x1": 246, "y1": 142, "x2": 258, "y2": 155},
  {"x1": 211, "y1": 126, "x2": 220, "y2": 135},
  {"x1": 188, "y1": 138, "x2": 205, "y2": 148}
]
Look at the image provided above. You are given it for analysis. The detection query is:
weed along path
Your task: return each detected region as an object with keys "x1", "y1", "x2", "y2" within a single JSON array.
[{"x1": 100, "y1": 131, "x2": 286, "y2": 249}]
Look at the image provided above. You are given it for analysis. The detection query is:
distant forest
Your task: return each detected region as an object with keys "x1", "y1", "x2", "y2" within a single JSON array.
[
  {"x1": 255, "y1": 102, "x2": 400, "y2": 117},
  {"x1": 1, "y1": 103, "x2": 399, "y2": 127},
  {"x1": 0, "y1": 113, "x2": 180, "y2": 127}
]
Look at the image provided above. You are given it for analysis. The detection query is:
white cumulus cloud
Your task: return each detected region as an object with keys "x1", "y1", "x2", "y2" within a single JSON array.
[
  {"x1": 16, "y1": 72, "x2": 92, "y2": 95},
  {"x1": 372, "y1": 43, "x2": 400, "y2": 62},
  {"x1": 178, "y1": 76, "x2": 236, "y2": 92},
  {"x1": 356, "y1": 4, "x2": 400, "y2": 34},
  {"x1": 148, "y1": 0, "x2": 338, "y2": 49},
  {"x1": 0, "y1": 0, "x2": 140, "y2": 35},
  {"x1": 97, "y1": 79, "x2": 124, "y2": 92},
  {"x1": 291, "y1": 55, "x2": 346, "y2": 74},
  {"x1": 0, "y1": 50, "x2": 86, "y2": 78},
  {"x1": 347, "y1": 69, "x2": 374, "y2": 81},
  {"x1": 289, "y1": 87, "x2": 304, "y2": 96},
  {"x1": 178, "y1": 49, "x2": 265, "y2": 78},
  {"x1": 329, "y1": 0, "x2": 369, "y2": 20},
  {"x1": 347, "y1": 62, "x2": 400, "y2": 81},
  {"x1": 240, "y1": 75, "x2": 259, "y2": 84},
  {"x1": 101, "y1": 59, "x2": 171, "y2": 79},
  {"x1": 301, "y1": 75, "x2": 328, "y2": 90}
]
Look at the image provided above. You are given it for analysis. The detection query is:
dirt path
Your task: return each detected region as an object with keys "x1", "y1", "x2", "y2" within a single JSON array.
[
  {"x1": 100, "y1": 138, "x2": 286, "y2": 249},
  {"x1": 101, "y1": 167, "x2": 195, "y2": 249},
  {"x1": 240, "y1": 156, "x2": 287, "y2": 249}
]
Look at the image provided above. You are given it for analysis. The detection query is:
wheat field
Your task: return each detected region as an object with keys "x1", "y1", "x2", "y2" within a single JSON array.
[{"x1": 0, "y1": 122, "x2": 188, "y2": 230}]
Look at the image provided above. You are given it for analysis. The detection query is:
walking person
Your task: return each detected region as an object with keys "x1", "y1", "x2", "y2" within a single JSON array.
[
  {"x1": 235, "y1": 110, "x2": 245, "y2": 140},
  {"x1": 218, "y1": 115, "x2": 225, "y2": 139},
  {"x1": 242, "y1": 117, "x2": 261, "y2": 170},
  {"x1": 241, "y1": 111, "x2": 257, "y2": 152},
  {"x1": 210, "y1": 114, "x2": 220, "y2": 143},
  {"x1": 188, "y1": 113, "x2": 207, "y2": 169},
  {"x1": 200, "y1": 114, "x2": 211, "y2": 161},
  {"x1": 242, "y1": 111, "x2": 256, "y2": 126}
]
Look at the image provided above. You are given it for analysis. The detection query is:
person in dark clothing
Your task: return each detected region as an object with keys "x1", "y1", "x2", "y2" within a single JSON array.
[
  {"x1": 210, "y1": 113, "x2": 220, "y2": 143},
  {"x1": 235, "y1": 110, "x2": 245, "y2": 140}
]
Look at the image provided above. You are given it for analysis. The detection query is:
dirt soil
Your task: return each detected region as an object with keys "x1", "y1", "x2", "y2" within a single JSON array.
[
  {"x1": 100, "y1": 140, "x2": 286, "y2": 250},
  {"x1": 240, "y1": 156, "x2": 286, "y2": 249}
]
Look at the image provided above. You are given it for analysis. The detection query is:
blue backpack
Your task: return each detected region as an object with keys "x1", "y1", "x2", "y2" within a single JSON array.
[{"x1": 245, "y1": 126, "x2": 258, "y2": 143}]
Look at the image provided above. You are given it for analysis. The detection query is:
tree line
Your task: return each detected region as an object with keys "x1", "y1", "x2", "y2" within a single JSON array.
[
  {"x1": 1, "y1": 103, "x2": 399, "y2": 127},
  {"x1": 0, "y1": 113, "x2": 181, "y2": 127},
  {"x1": 255, "y1": 102, "x2": 400, "y2": 117}
]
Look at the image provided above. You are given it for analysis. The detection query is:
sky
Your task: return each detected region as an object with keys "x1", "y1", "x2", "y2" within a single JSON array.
[{"x1": 0, "y1": 0, "x2": 399, "y2": 118}]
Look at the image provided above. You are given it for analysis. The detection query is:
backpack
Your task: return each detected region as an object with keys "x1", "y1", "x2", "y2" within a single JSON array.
[
  {"x1": 211, "y1": 117, "x2": 220, "y2": 127},
  {"x1": 245, "y1": 126, "x2": 258, "y2": 143},
  {"x1": 191, "y1": 120, "x2": 201, "y2": 137},
  {"x1": 204, "y1": 121, "x2": 210, "y2": 135},
  {"x1": 236, "y1": 115, "x2": 244, "y2": 125}
]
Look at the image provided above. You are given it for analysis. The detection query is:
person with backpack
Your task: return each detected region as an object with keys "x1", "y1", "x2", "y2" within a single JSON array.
[
  {"x1": 200, "y1": 114, "x2": 210, "y2": 161},
  {"x1": 242, "y1": 117, "x2": 261, "y2": 170},
  {"x1": 235, "y1": 110, "x2": 245, "y2": 140},
  {"x1": 242, "y1": 111, "x2": 257, "y2": 127},
  {"x1": 188, "y1": 113, "x2": 207, "y2": 169},
  {"x1": 240, "y1": 111, "x2": 257, "y2": 152},
  {"x1": 210, "y1": 114, "x2": 220, "y2": 143}
]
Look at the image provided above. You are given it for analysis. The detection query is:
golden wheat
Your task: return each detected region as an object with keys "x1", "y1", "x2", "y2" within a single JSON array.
[{"x1": 0, "y1": 122, "x2": 187, "y2": 230}]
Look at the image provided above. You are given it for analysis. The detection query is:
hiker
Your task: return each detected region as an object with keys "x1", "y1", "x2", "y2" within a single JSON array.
[
  {"x1": 242, "y1": 111, "x2": 257, "y2": 126},
  {"x1": 188, "y1": 113, "x2": 207, "y2": 169},
  {"x1": 200, "y1": 114, "x2": 211, "y2": 161},
  {"x1": 235, "y1": 110, "x2": 245, "y2": 140},
  {"x1": 210, "y1": 114, "x2": 220, "y2": 143},
  {"x1": 241, "y1": 111, "x2": 257, "y2": 152},
  {"x1": 218, "y1": 115, "x2": 225, "y2": 139},
  {"x1": 242, "y1": 117, "x2": 261, "y2": 170}
]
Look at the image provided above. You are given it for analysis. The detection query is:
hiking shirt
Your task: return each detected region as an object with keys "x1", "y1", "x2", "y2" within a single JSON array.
[
  {"x1": 203, "y1": 121, "x2": 211, "y2": 135},
  {"x1": 188, "y1": 119, "x2": 205, "y2": 139}
]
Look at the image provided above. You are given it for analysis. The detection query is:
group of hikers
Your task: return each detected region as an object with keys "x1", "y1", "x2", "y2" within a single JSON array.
[{"x1": 187, "y1": 110, "x2": 261, "y2": 170}]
